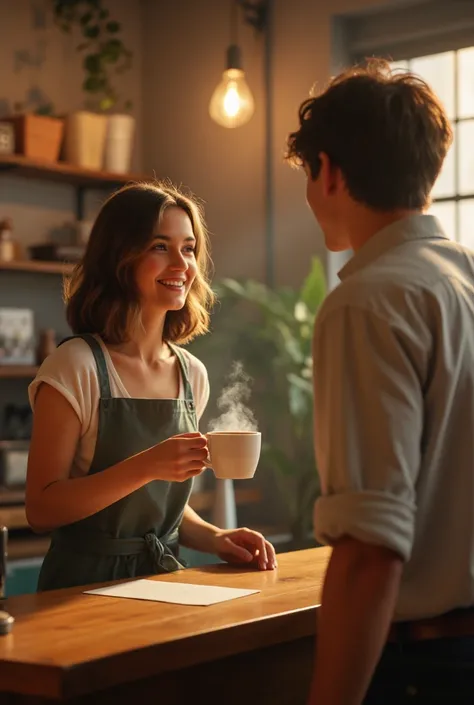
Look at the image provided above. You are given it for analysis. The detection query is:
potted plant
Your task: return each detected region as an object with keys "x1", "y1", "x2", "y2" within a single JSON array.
[
  {"x1": 53, "y1": 0, "x2": 134, "y2": 172},
  {"x1": 3, "y1": 49, "x2": 64, "y2": 163},
  {"x1": 3, "y1": 103, "x2": 64, "y2": 164},
  {"x1": 190, "y1": 258, "x2": 327, "y2": 546}
]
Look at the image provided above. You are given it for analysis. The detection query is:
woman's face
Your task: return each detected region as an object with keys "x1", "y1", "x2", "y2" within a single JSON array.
[{"x1": 134, "y1": 206, "x2": 198, "y2": 313}]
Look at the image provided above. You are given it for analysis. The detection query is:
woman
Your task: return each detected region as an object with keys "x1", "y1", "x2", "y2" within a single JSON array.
[{"x1": 26, "y1": 181, "x2": 276, "y2": 591}]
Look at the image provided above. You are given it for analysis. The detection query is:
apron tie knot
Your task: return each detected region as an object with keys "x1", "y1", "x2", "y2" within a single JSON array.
[{"x1": 144, "y1": 532, "x2": 183, "y2": 573}]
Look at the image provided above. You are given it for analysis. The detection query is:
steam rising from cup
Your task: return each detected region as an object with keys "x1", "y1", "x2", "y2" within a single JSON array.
[{"x1": 208, "y1": 362, "x2": 258, "y2": 433}]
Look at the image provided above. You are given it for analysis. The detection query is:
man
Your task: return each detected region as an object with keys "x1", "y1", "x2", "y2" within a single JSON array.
[{"x1": 286, "y1": 58, "x2": 474, "y2": 705}]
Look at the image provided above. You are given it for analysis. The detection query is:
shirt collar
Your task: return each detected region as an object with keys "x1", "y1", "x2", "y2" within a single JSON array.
[{"x1": 338, "y1": 214, "x2": 450, "y2": 281}]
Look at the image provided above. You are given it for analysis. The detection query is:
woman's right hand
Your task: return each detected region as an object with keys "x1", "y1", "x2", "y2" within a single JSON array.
[{"x1": 146, "y1": 432, "x2": 209, "y2": 482}]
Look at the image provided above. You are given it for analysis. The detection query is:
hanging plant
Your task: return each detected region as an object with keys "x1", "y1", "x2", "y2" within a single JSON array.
[{"x1": 53, "y1": 0, "x2": 133, "y2": 112}]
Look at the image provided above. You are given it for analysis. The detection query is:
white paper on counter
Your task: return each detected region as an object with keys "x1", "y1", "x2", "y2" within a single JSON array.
[{"x1": 84, "y1": 579, "x2": 260, "y2": 606}]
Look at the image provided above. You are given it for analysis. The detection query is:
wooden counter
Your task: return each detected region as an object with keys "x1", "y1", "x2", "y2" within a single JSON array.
[{"x1": 0, "y1": 547, "x2": 331, "y2": 705}]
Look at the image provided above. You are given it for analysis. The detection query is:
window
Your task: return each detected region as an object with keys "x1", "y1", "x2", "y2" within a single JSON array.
[
  {"x1": 391, "y1": 48, "x2": 474, "y2": 248},
  {"x1": 338, "y1": 0, "x2": 474, "y2": 247}
]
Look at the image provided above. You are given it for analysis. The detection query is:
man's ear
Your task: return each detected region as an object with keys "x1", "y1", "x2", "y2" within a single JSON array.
[{"x1": 319, "y1": 152, "x2": 339, "y2": 197}]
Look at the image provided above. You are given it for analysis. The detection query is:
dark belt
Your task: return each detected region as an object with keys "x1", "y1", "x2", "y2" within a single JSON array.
[
  {"x1": 54, "y1": 531, "x2": 184, "y2": 573},
  {"x1": 388, "y1": 606, "x2": 474, "y2": 643}
]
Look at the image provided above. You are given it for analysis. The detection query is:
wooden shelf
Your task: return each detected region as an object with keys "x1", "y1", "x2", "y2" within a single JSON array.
[
  {"x1": 0, "y1": 153, "x2": 149, "y2": 189},
  {"x1": 0, "y1": 503, "x2": 27, "y2": 530},
  {"x1": 0, "y1": 259, "x2": 74, "y2": 275},
  {"x1": 0, "y1": 489, "x2": 25, "y2": 505},
  {"x1": 0, "y1": 365, "x2": 38, "y2": 378}
]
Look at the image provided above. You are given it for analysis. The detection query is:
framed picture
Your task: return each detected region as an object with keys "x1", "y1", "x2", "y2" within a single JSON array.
[
  {"x1": 0, "y1": 308, "x2": 35, "y2": 365},
  {"x1": 0, "y1": 122, "x2": 14, "y2": 155}
]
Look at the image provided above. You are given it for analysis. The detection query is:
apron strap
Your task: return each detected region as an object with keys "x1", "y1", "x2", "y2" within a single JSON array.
[
  {"x1": 58, "y1": 334, "x2": 112, "y2": 399},
  {"x1": 59, "y1": 337, "x2": 193, "y2": 404},
  {"x1": 169, "y1": 344, "x2": 195, "y2": 403}
]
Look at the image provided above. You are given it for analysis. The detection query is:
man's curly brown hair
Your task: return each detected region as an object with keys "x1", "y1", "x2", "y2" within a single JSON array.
[{"x1": 286, "y1": 58, "x2": 453, "y2": 211}]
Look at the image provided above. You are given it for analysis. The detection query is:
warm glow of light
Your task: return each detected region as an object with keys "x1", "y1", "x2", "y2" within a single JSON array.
[
  {"x1": 209, "y1": 68, "x2": 255, "y2": 128},
  {"x1": 223, "y1": 84, "x2": 241, "y2": 117}
]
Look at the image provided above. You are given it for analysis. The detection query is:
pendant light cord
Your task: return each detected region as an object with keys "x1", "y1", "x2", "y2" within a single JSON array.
[{"x1": 230, "y1": 0, "x2": 239, "y2": 45}]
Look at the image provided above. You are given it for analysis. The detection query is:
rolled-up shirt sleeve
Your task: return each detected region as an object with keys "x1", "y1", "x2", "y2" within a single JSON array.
[{"x1": 313, "y1": 304, "x2": 423, "y2": 561}]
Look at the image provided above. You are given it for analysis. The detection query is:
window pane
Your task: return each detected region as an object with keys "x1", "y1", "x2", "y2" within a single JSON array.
[
  {"x1": 459, "y1": 199, "x2": 474, "y2": 249},
  {"x1": 410, "y1": 52, "x2": 455, "y2": 119},
  {"x1": 458, "y1": 47, "x2": 474, "y2": 118},
  {"x1": 432, "y1": 122, "x2": 456, "y2": 199},
  {"x1": 458, "y1": 120, "x2": 474, "y2": 194},
  {"x1": 428, "y1": 201, "x2": 456, "y2": 240}
]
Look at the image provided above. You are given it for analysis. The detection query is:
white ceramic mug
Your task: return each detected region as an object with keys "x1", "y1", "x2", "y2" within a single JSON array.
[{"x1": 206, "y1": 431, "x2": 261, "y2": 480}]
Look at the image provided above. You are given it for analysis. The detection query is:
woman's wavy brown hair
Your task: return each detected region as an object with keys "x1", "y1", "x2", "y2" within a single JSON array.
[{"x1": 64, "y1": 181, "x2": 215, "y2": 345}]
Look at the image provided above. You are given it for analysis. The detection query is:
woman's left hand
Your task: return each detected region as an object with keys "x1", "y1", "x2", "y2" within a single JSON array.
[{"x1": 213, "y1": 527, "x2": 277, "y2": 570}]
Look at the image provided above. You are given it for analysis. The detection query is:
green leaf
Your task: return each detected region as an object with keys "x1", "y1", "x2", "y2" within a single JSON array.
[
  {"x1": 294, "y1": 301, "x2": 308, "y2": 322},
  {"x1": 100, "y1": 96, "x2": 115, "y2": 111},
  {"x1": 261, "y1": 445, "x2": 293, "y2": 476},
  {"x1": 222, "y1": 279, "x2": 294, "y2": 324},
  {"x1": 83, "y1": 53, "x2": 101, "y2": 73},
  {"x1": 83, "y1": 24, "x2": 100, "y2": 39},
  {"x1": 35, "y1": 103, "x2": 54, "y2": 116},
  {"x1": 102, "y1": 38, "x2": 123, "y2": 63},
  {"x1": 83, "y1": 74, "x2": 105, "y2": 93},
  {"x1": 274, "y1": 322, "x2": 305, "y2": 364},
  {"x1": 287, "y1": 372, "x2": 313, "y2": 425},
  {"x1": 106, "y1": 20, "x2": 120, "y2": 33},
  {"x1": 299, "y1": 322, "x2": 313, "y2": 340},
  {"x1": 287, "y1": 372, "x2": 313, "y2": 395},
  {"x1": 80, "y1": 12, "x2": 93, "y2": 25},
  {"x1": 299, "y1": 257, "x2": 326, "y2": 313},
  {"x1": 219, "y1": 278, "x2": 248, "y2": 298},
  {"x1": 288, "y1": 380, "x2": 308, "y2": 419}
]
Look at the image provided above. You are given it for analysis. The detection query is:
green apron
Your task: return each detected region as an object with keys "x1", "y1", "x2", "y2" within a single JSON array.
[{"x1": 37, "y1": 334, "x2": 197, "y2": 591}]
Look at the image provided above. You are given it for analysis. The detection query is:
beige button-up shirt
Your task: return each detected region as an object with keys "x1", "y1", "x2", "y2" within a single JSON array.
[{"x1": 313, "y1": 214, "x2": 474, "y2": 620}]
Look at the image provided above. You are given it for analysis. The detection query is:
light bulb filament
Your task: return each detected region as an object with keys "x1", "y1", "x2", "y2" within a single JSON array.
[{"x1": 223, "y1": 83, "x2": 241, "y2": 118}]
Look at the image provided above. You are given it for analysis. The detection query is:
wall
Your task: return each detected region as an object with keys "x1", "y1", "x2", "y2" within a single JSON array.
[
  {"x1": 272, "y1": 0, "x2": 399, "y2": 288},
  {"x1": 142, "y1": 0, "x2": 267, "y2": 282}
]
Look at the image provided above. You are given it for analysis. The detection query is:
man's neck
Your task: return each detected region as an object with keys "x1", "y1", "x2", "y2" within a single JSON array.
[{"x1": 348, "y1": 208, "x2": 421, "y2": 252}]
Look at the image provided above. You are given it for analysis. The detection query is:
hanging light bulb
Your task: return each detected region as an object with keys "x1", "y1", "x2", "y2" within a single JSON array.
[{"x1": 209, "y1": 43, "x2": 255, "y2": 129}]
